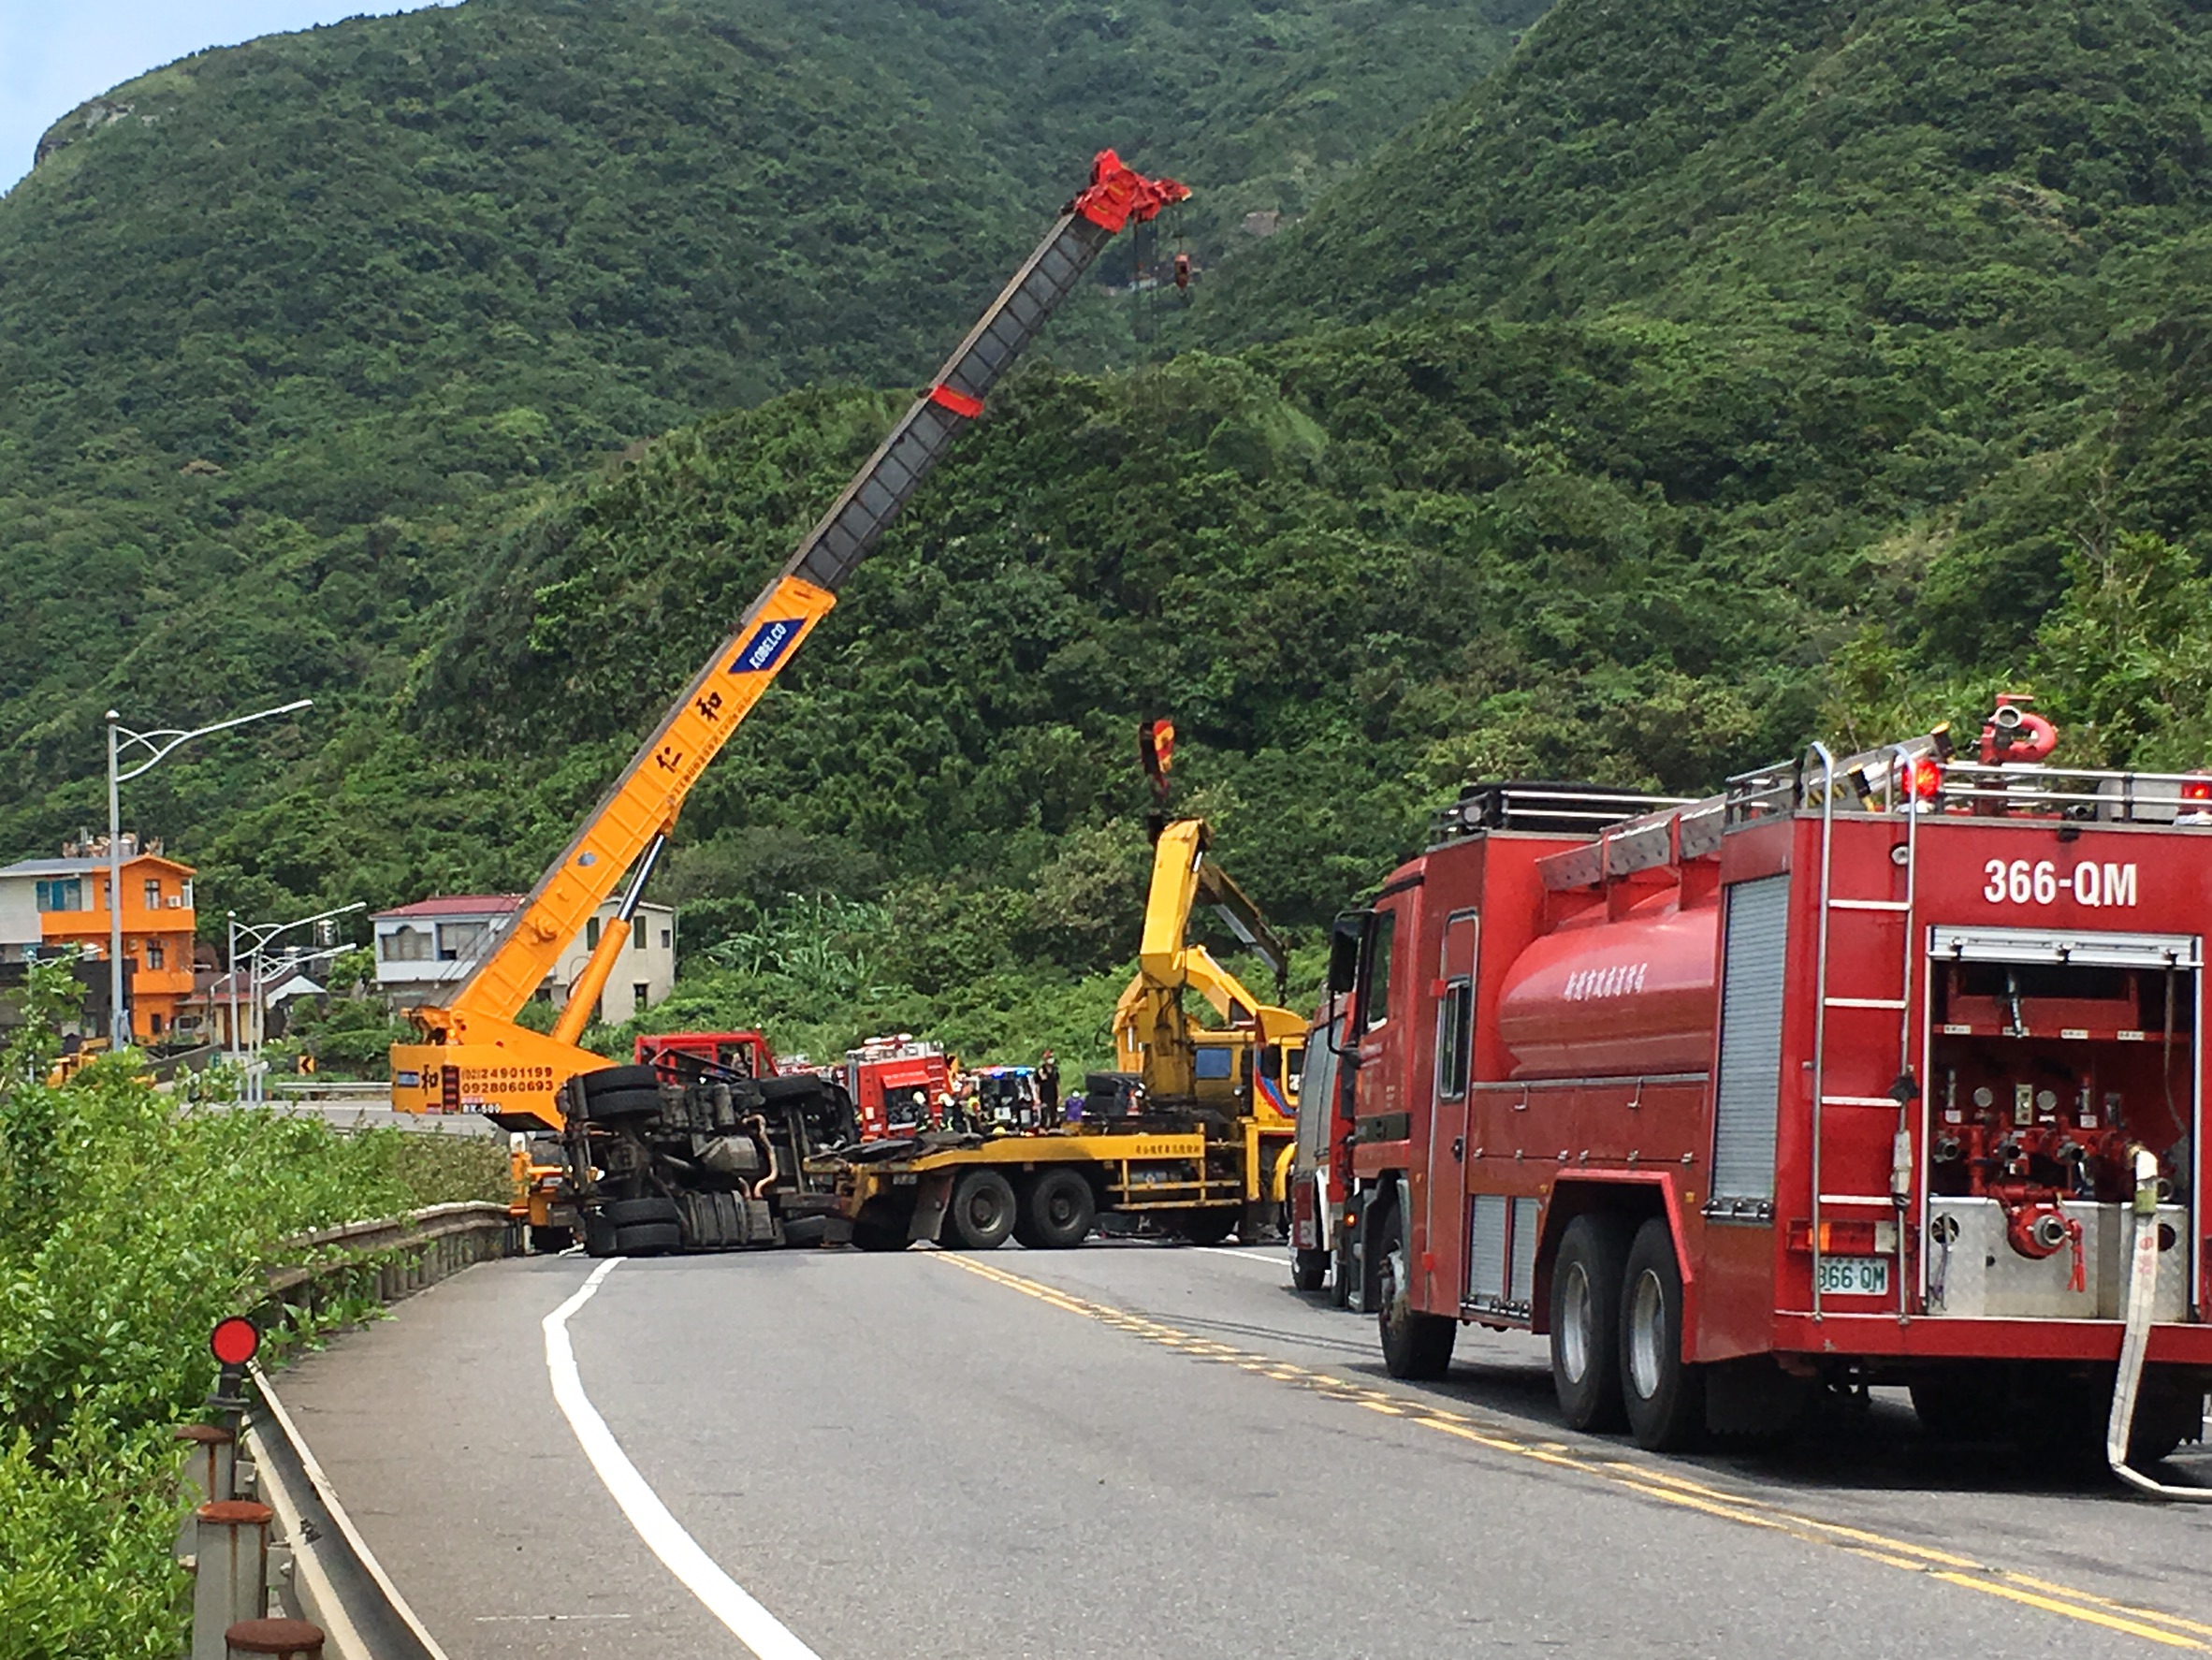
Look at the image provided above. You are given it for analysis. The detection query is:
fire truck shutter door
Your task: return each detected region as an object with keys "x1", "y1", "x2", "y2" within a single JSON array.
[
  {"x1": 1929, "y1": 926, "x2": 2200, "y2": 969},
  {"x1": 1711, "y1": 874, "x2": 1791, "y2": 1212}
]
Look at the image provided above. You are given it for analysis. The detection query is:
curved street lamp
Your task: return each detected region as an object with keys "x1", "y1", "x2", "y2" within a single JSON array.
[{"x1": 105, "y1": 699, "x2": 311, "y2": 1045}]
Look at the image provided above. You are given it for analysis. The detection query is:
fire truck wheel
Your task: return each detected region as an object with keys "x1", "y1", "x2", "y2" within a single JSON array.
[
  {"x1": 1291, "y1": 1248, "x2": 1328, "y2": 1292},
  {"x1": 603, "y1": 1196, "x2": 680, "y2": 1228},
  {"x1": 613, "y1": 1221, "x2": 682, "y2": 1255},
  {"x1": 1020, "y1": 1169, "x2": 1097, "y2": 1250},
  {"x1": 1621, "y1": 1218, "x2": 1703, "y2": 1450},
  {"x1": 1550, "y1": 1215, "x2": 1630, "y2": 1433},
  {"x1": 1375, "y1": 1206, "x2": 1456, "y2": 1380},
  {"x1": 1907, "y1": 1367, "x2": 1983, "y2": 1443},
  {"x1": 1330, "y1": 1238, "x2": 1354, "y2": 1308},
  {"x1": 946, "y1": 1170, "x2": 1017, "y2": 1250},
  {"x1": 583, "y1": 1088, "x2": 664, "y2": 1122},
  {"x1": 581, "y1": 1065, "x2": 660, "y2": 1097}
]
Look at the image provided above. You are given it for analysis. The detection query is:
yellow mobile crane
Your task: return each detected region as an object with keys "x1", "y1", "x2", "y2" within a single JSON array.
[{"x1": 390, "y1": 152, "x2": 1191, "y2": 1133}]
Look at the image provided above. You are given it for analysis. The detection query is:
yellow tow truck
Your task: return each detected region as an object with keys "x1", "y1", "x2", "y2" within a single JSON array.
[{"x1": 836, "y1": 816, "x2": 1303, "y2": 1251}]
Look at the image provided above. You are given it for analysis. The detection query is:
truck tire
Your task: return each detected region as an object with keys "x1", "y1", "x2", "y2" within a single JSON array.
[
  {"x1": 1375, "y1": 1206, "x2": 1455, "y2": 1380},
  {"x1": 1021, "y1": 1169, "x2": 1096, "y2": 1250},
  {"x1": 529, "y1": 1224, "x2": 575, "y2": 1255},
  {"x1": 613, "y1": 1221, "x2": 682, "y2": 1256},
  {"x1": 1330, "y1": 1237, "x2": 1354, "y2": 1308},
  {"x1": 1291, "y1": 1248, "x2": 1328, "y2": 1292},
  {"x1": 1550, "y1": 1214, "x2": 1631, "y2": 1433},
  {"x1": 581, "y1": 1065, "x2": 660, "y2": 1097},
  {"x1": 1621, "y1": 1217, "x2": 1703, "y2": 1450},
  {"x1": 946, "y1": 1170, "x2": 1017, "y2": 1251},
  {"x1": 603, "y1": 1197, "x2": 680, "y2": 1228},
  {"x1": 583, "y1": 1087, "x2": 663, "y2": 1122},
  {"x1": 583, "y1": 1213, "x2": 618, "y2": 1258},
  {"x1": 1908, "y1": 1366, "x2": 1984, "y2": 1443},
  {"x1": 1175, "y1": 1209, "x2": 1237, "y2": 1247},
  {"x1": 851, "y1": 1218, "x2": 910, "y2": 1253}
]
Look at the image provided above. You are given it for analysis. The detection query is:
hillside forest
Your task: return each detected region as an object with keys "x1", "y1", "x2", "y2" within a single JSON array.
[{"x1": 6, "y1": 0, "x2": 2212, "y2": 1069}]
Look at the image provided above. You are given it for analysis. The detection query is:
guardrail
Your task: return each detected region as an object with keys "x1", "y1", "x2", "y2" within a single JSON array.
[{"x1": 178, "y1": 1202, "x2": 515, "y2": 1657}]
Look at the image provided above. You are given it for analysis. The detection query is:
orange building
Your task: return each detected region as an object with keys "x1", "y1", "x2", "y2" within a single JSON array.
[{"x1": 0, "y1": 837, "x2": 197, "y2": 1041}]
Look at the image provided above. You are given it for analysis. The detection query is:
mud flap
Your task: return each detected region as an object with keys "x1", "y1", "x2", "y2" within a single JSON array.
[{"x1": 910, "y1": 1170, "x2": 954, "y2": 1245}]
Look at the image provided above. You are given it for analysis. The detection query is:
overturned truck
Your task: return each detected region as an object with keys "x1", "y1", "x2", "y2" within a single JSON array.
[{"x1": 558, "y1": 1064, "x2": 853, "y2": 1256}]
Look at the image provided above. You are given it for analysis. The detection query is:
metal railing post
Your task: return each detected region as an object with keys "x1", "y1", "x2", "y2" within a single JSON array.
[
  {"x1": 1804, "y1": 742, "x2": 1837, "y2": 1320},
  {"x1": 192, "y1": 1500, "x2": 271, "y2": 1660}
]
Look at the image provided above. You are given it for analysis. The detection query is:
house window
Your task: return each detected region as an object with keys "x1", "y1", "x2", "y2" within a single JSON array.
[
  {"x1": 182, "y1": 880, "x2": 194, "y2": 909},
  {"x1": 146, "y1": 943, "x2": 165, "y2": 970},
  {"x1": 660, "y1": 928, "x2": 672, "y2": 951},
  {"x1": 381, "y1": 926, "x2": 431, "y2": 962},
  {"x1": 143, "y1": 879, "x2": 162, "y2": 909},
  {"x1": 149, "y1": 1012, "x2": 165, "y2": 1036},
  {"x1": 436, "y1": 921, "x2": 486, "y2": 960},
  {"x1": 586, "y1": 917, "x2": 602, "y2": 950},
  {"x1": 633, "y1": 982, "x2": 649, "y2": 1013},
  {"x1": 35, "y1": 878, "x2": 83, "y2": 912}
]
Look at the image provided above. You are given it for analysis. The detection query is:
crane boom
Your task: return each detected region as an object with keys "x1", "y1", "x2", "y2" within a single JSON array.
[{"x1": 393, "y1": 151, "x2": 1189, "y2": 1129}]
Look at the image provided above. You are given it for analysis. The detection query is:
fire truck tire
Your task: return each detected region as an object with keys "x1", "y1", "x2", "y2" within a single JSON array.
[
  {"x1": 614, "y1": 1221, "x2": 682, "y2": 1256},
  {"x1": 1019, "y1": 1169, "x2": 1096, "y2": 1250},
  {"x1": 1621, "y1": 1218, "x2": 1703, "y2": 1450},
  {"x1": 580, "y1": 1065, "x2": 660, "y2": 1097},
  {"x1": 1550, "y1": 1215, "x2": 1631, "y2": 1433},
  {"x1": 583, "y1": 1088, "x2": 664, "y2": 1122},
  {"x1": 1330, "y1": 1238, "x2": 1354, "y2": 1308},
  {"x1": 946, "y1": 1170, "x2": 1017, "y2": 1250},
  {"x1": 603, "y1": 1196, "x2": 680, "y2": 1228},
  {"x1": 1291, "y1": 1248, "x2": 1328, "y2": 1292},
  {"x1": 1375, "y1": 1207, "x2": 1456, "y2": 1380},
  {"x1": 1906, "y1": 1367, "x2": 1984, "y2": 1443}
]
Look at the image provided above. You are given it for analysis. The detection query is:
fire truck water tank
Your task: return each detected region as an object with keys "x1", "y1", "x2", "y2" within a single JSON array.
[{"x1": 1495, "y1": 906, "x2": 1719, "y2": 1078}]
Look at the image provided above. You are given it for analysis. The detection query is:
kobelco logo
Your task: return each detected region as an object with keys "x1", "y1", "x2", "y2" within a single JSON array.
[{"x1": 730, "y1": 619, "x2": 803, "y2": 674}]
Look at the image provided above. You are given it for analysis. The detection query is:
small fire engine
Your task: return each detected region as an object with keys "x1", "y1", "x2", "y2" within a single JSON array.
[
  {"x1": 1329, "y1": 702, "x2": 2212, "y2": 1483},
  {"x1": 845, "y1": 1035, "x2": 952, "y2": 1139}
]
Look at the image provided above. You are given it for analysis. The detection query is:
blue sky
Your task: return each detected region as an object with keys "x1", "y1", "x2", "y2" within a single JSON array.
[{"x1": 1, "y1": 1, "x2": 458, "y2": 194}]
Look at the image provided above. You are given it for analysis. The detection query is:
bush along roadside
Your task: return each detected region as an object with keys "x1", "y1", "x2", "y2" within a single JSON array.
[{"x1": 0, "y1": 957, "x2": 506, "y2": 1660}]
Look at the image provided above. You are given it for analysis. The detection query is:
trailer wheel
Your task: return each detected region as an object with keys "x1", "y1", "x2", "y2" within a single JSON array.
[
  {"x1": 1291, "y1": 1248, "x2": 1328, "y2": 1292},
  {"x1": 613, "y1": 1221, "x2": 682, "y2": 1256},
  {"x1": 945, "y1": 1170, "x2": 1017, "y2": 1250},
  {"x1": 1375, "y1": 1206, "x2": 1455, "y2": 1380},
  {"x1": 1621, "y1": 1217, "x2": 1703, "y2": 1450},
  {"x1": 1022, "y1": 1169, "x2": 1096, "y2": 1250},
  {"x1": 1550, "y1": 1215, "x2": 1631, "y2": 1433}
]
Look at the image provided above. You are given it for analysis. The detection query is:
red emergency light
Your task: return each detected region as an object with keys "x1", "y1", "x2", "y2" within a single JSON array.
[
  {"x1": 210, "y1": 1317, "x2": 259, "y2": 1368},
  {"x1": 1901, "y1": 754, "x2": 1943, "y2": 804},
  {"x1": 2183, "y1": 776, "x2": 2212, "y2": 804}
]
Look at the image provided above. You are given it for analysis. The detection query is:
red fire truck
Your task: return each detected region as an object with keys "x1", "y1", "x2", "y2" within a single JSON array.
[
  {"x1": 1329, "y1": 704, "x2": 2212, "y2": 1475},
  {"x1": 845, "y1": 1035, "x2": 952, "y2": 1139}
]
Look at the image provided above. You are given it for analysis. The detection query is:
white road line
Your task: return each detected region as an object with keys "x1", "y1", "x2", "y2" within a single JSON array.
[
  {"x1": 1192, "y1": 1246, "x2": 1289, "y2": 1271},
  {"x1": 543, "y1": 1260, "x2": 822, "y2": 1660}
]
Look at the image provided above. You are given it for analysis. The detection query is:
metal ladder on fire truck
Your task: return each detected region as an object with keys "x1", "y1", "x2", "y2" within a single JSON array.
[{"x1": 1798, "y1": 739, "x2": 1932, "y2": 1326}]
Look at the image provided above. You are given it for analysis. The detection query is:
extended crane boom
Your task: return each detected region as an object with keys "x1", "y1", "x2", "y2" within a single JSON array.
[{"x1": 392, "y1": 151, "x2": 1189, "y2": 1129}]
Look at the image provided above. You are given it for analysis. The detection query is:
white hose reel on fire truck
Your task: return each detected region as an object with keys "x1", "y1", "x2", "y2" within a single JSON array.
[{"x1": 2109, "y1": 1145, "x2": 2212, "y2": 1500}]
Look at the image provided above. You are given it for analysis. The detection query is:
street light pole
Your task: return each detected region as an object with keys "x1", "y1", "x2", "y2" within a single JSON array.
[
  {"x1": 102, "y1": 697, "x2": 312, "y2": 1049},
  {"x1": 230, "y1": 901, "x2": 366, "y2": 1100}
]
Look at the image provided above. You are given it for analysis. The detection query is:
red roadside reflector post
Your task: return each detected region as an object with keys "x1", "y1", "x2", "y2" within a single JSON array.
[{"x1": 211, "y1": 1317, "x2": 259, "y2": 1367}]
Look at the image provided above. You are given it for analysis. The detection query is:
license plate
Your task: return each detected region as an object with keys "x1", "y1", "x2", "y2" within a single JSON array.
[{"x1": 1814, "y1": 1255, "x2": 1890, "y2": 1297}]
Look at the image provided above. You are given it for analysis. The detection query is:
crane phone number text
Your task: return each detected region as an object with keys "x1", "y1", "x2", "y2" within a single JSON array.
[{"x1": 1982, "y1": 859, "x2": 2138, "y2": 909}]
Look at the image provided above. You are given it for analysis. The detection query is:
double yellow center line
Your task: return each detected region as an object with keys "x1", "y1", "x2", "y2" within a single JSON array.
[{"x1": 936, "y1": 1251, "x2": 2212, "y2": 1652}]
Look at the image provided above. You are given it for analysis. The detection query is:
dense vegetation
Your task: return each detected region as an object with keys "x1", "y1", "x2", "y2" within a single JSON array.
[
  {"x1": 0, "y1": 0, "x2": 1530, "y2": 901},
  {"x1": 0, "y1": 962, "x2": 506, "y2": 1657}
]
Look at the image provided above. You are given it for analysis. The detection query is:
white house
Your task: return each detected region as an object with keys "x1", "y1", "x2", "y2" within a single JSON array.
[{"x1": 371, "y1": 894, "x2": 677, "y2": 1020}]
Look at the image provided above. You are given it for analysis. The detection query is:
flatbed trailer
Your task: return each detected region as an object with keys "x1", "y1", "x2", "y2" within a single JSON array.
[{"x1": 833, "y1": 1115, "x2": 1293, "y2": 1252}]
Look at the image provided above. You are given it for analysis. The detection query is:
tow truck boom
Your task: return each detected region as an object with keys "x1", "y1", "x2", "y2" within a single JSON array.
[{"x1": 392, "y1": 151, "x2": 1190, "y2": 1129}]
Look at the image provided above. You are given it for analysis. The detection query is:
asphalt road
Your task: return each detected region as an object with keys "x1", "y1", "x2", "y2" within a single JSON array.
[{"x1": 275, "y1": 1241, "x2": 2212, "y2": 1659}]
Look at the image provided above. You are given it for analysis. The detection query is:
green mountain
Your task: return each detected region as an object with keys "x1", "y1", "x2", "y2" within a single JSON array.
[{"x1": 0, "y1": 0, "x2": 1532, "y2": 881}]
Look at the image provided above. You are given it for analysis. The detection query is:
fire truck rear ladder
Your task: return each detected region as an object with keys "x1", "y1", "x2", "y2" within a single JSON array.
[{"x1": 1804, "y1": 743, "x2": 1924, "y2": 1319}]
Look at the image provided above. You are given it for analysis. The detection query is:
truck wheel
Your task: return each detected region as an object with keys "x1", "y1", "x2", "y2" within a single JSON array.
[
  {"x1": 603, "y1": 1197, "x2": 680, "y2": 1228},
  {"x1": 1908, "y1": 1366, "x2": 1983, "y2": 1443},
  {"x1": 581, "y1": 1065, "x2": 660, "y2": 1097},
  {"x1": 946, "y1": 1170, "x2": 1017, "y2": 1250},
  {"x1": 1023, "y1": 1169, "x2": 1096, "y2": 1250},
  {"x1": 1176, "y1": 1209, "x2": 1238, "y2": 1247},
  {"x1": 583, "y1": 1214, "x2": 618, "y2": 1258},
  {"x1": 1620, "y1": 1217, "x2": 1703, "y2": 1450},
  {"x1": 1375, "y1": 1207, "x2": 1455, "y2": 1380},
  {"x1": 613, "y1": 1221, "x2": 681, "y2": 1256},
  {"x1": 851, "y1": 1218, "x2": 910, "y2": 1252},
  {"x1": 583, "y1": 1088, "x2": 662, "y2": 1122},
  {"x1": 1550, "y1": 1215, "x2": 1631, "y2": 1433},
  {"x1": 529, "y1": 1224, "x2": 575, "y2": 1255},
  {"x1": 1330, "y1": 1237, "x2": 1354, "y2": 1308},
  {"x1": 1291, "y1": 1248, "x2": 1328, "y2": 1292}
]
